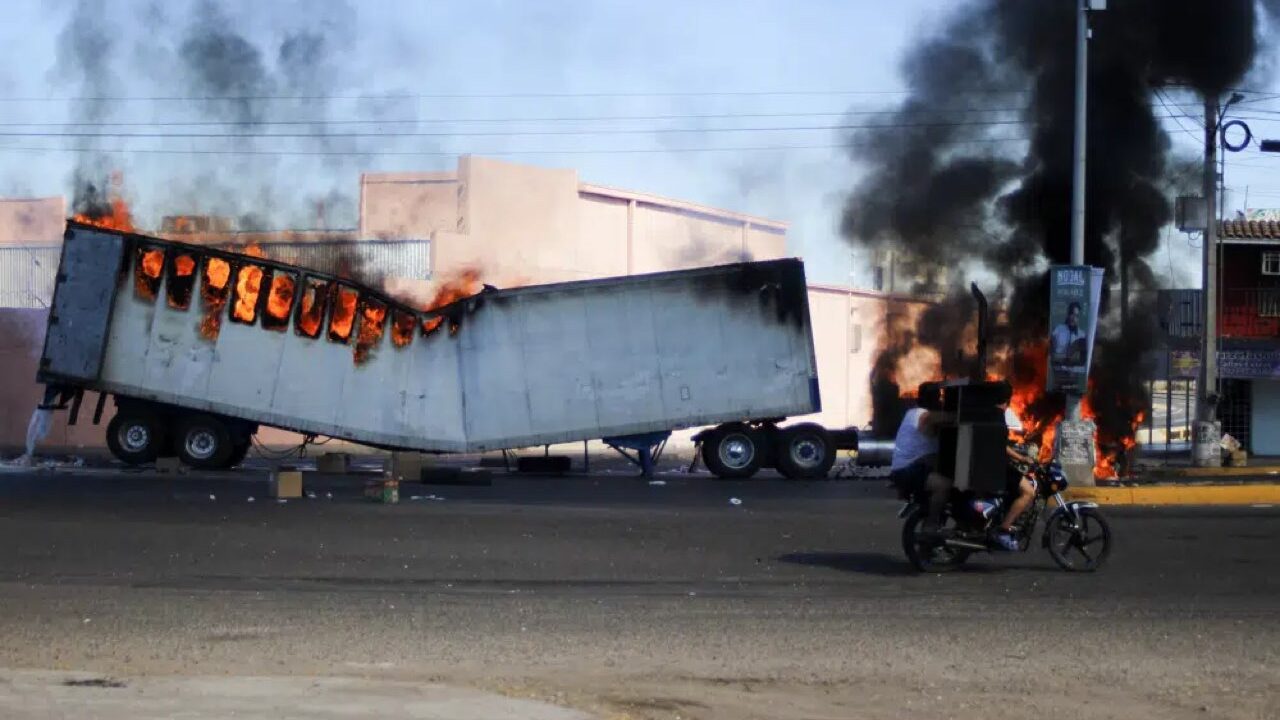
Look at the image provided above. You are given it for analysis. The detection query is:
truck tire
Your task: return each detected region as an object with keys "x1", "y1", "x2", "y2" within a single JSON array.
[
  {"x1": 106, "y1": 411, "x2": 165, "y2": 465},
  {"x1": 175, "y1": 414, "x2": 234, "y2": 470},
  {"x1": 702, "y1": 423, "x2": 764, "y2": 479},
  {"x1": 774, "y1": 423, "x2": 835, "y2": 480},
  {"x1": 225, "y1": 438, "x2": 252, "y2": 468}
]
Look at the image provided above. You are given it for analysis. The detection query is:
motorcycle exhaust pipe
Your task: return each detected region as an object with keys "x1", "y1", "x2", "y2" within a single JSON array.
[{"x1": 944, "y1": 538, "x2": 988, "y2": 552}]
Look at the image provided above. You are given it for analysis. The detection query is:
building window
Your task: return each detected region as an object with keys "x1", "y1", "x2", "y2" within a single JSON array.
[
  {"x1": 1260, "y1": 289, "x2": 1280, "y2": 318},
  {"x1": 1263, "y1": 251, "x2": 1280, "y2": 276}
]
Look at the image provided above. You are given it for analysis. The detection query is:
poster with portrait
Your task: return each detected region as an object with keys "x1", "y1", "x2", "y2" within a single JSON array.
[{"x1": 1047, "y1": 265, "x2": 1104, "y2": 394}]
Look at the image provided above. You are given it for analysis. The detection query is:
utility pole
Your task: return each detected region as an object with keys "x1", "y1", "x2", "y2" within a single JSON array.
[
  {"x1": 1055, "y1": 0, "x2": 1100, "y2": 486},
  {"x1": 1066, "y1": 0, "x2": 1089, "y2": 422},
  {"x1": 1192, "y1": 96, "x2": 1221, "y2": 466}
]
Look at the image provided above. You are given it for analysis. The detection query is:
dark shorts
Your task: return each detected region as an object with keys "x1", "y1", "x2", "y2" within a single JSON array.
[{"x1": 889, "y1": 458, "x2": 934, "y2": 499}]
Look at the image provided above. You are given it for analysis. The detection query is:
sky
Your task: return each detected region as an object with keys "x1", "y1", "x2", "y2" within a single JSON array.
[{"x1": 0, "y1": 0, "x2": 1278, "y2": 289}]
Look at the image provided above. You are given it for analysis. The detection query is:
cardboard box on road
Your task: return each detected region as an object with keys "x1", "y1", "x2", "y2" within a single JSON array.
[{"x1": 270, "y1": 470, "x2": 303, "y2": 499}]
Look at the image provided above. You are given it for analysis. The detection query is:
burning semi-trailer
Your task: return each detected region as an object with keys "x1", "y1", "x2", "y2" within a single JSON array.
[{"x1": 33, "y1": 222, "x2": 850, "y2": 478}]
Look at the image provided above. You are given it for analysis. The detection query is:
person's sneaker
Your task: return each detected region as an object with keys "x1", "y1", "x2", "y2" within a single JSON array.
[{"x1": 993, "y1": 531, "x2": 1020, "y2": 551}]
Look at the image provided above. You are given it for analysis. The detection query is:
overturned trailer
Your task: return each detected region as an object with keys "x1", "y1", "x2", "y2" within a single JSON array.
[{"x1": 36, "y1": 222, "x2": 850, "y2": 478}]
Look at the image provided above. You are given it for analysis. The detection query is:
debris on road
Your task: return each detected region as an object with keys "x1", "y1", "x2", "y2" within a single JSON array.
[
  {"x1": 648, "y1": 480, "x2": 667, "y2": 486},
  {"x1": 729, "y1": 497, "x2": 742, "y2": 506}
]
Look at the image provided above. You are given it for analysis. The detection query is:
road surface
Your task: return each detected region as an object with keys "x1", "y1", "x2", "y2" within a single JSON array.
[{"x1": 0, "y1": 466, "x2": 1276, "y2": 719}]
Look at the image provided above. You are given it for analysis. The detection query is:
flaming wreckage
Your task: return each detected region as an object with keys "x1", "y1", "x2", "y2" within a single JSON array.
[{"x1": 36, "y1": 222, "x2": 851, "y2": 478}]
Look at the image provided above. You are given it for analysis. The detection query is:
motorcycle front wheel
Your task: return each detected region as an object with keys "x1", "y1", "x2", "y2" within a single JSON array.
[
  {"x1": 1045, "y1": 506, "x2": 1112, "y2": 572},
  {"x1": 902, "y1": 507, "x2": 970, "y2": 573}
]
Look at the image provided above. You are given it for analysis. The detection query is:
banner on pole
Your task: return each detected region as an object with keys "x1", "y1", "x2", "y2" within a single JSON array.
[{"x1": 1047, "y1": 265, "x2": 1104, "y2": 394}]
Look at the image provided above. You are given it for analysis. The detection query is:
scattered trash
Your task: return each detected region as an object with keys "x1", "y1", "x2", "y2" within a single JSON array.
[
  {"x1": 247, "y1": 496, "x2": 255, "y2": 503},
  {"x1": 325, "y1": 492, "x2": 333, "y2": 499},
  {"x1": 208, "y1": 494, "x2": 216, "y2": 501},
  {"x1": 276, "y1": 498, "x2": 288, "y2": 504},
  {"x1": 306, "y1": 491, "x2": 317, "y2": 499},
  {"x1": 82, "y1": 618, "x2": 91, "y2": 624},
  {"x1": 648, "y1": 480, "x2": 667, "y2": 486},
  {"x1": 729, "y1": 497, "x2": 742, "y2": 506}
]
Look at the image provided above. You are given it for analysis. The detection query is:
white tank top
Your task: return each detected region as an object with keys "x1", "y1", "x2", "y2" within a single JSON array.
[{"x1": 891, "y1": 407, "x2": 938, "y2": 471}]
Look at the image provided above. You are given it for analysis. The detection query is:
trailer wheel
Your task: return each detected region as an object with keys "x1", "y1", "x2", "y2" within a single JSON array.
[
  {"x1": 225, "y1": 438, "x2": 252, "y2": 468},
  {"x1": 175, "y1": 414, "x2": 234, "y2": 470},
  {"x1": 106, "y1": 411, "x2": 165, "y2": 465},
  {"x1": 702, "y1": 423, "x2": 764, "y2": 479},
  {"x1": 775, "y1": 423, "x2": 835, "y2": 480}
]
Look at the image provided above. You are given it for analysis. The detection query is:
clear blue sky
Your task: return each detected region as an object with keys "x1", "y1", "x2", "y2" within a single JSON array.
[{"x1": 0, "y1": 0, "x2": 1277, "y2": 288}]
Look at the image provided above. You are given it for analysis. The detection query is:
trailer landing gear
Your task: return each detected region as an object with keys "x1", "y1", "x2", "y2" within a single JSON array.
[{"x1": 603, "y1": 431, "x2": 671, "y2": 477}]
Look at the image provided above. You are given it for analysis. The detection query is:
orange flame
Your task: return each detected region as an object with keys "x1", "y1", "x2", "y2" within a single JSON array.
[
  {"x1": 199, "y1": 257, "x2": 232, "y2": 340},
  {"x1": 241, "y1": 243, "x2": 266, "y2": 259},
  {"x1": 232, "y1": 264, "x2": 264, "y2": 324},
  {"x1": 134, "y1": 248, "x2": 164, "y2": 300},
  {"x1": 418, "y1": 268, "x2": 482, "y2": 338},
  {"x1": 166, "y1": 252, "x2": 197, "y2": 310},
  {"x1": 1004, "y1": 341, "x2": 1143, "y2": 479},
  {"x1": 391, "y1": 311, "x2": 415, "y2": 348},
  {"x1": 354, "y1": 300, "x2": 387, "y2": 364},
  {"x1": 73, "y1": 197, "x2": 135, "y2": 232},
  {"x1": 296, "y1": 280, "x2": 328, "y2": 338},
  {"x1": 328, "y1": 286, "x2": 358, "y2": 342},
  {"x1": 262, "y1": 272, "x2": 296, "y2": 331}
]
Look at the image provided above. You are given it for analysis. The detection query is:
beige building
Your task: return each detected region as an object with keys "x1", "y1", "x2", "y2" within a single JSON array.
[{"x1": 0, "y1": 157, "x2": 933, "y2": 455}]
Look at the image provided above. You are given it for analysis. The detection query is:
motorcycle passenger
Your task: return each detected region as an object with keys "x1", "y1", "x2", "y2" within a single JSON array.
[{"x1": 992, "y1": 443, "x2": 1038, "y2": 550}]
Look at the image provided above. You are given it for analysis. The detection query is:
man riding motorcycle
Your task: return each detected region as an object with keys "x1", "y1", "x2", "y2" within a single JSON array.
[{"x1": 891, "y1": 383, "x2": 1035, "y2": 550}]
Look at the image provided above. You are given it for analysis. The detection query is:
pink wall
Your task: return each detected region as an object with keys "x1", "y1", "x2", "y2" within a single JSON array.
[
  {"x1": 359, "y1": 172, "x2": 458, "y2": 240},
  {"x1": 0, "y1": 197, "x2": 65, "y2": 246}
]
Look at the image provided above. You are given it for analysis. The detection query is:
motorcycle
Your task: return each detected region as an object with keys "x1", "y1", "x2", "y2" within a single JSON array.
[{"x1": 898, "y1": 451, "x2": 1113, "y2": 573}]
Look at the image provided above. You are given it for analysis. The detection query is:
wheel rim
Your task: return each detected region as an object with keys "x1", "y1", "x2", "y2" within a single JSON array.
[
  {"x1": 909, "y1": 515, "x2": 966, "y2": 568},
  {"x1": 185, "y1": 428, "x2": 218, "y2": 461},
  {"x1": 1050, "y1": 513, "x2": 1107, "y2": 569},
  {"x1": 718, "y1": 433, "x2": 755, "y2": 470},
  {"x1": 117, "y1": 422, "x2": 150, "y2": 453},
  {"x1": 789, "y1": 435, "x2": 825, "y2": 469}
]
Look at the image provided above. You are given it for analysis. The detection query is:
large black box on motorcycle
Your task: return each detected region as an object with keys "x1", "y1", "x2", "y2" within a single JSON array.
[{"x1": 936, "y1": 381, "x2": 1011, "y2": 495}]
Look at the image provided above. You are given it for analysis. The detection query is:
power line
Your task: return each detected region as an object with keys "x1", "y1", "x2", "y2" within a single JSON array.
[
  {"x1": 0, "y1": 135, "x2": 1033, "y2": 158},
  {"x1": 0, "y1": 118, "x2": 1035, "y2": 140},
  {"x1": 0, "y1": 89, "x2": 951, "y2": 103},
  {"x1": 0, "y1": 101, "x2": 1217, "y2": 129},
  {"x1": 0, "y1": 107, "x2": 1034, "y2": 129}
]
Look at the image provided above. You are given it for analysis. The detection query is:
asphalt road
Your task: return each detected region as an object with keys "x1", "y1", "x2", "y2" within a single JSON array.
[{"x1": 0, "y1": 467, "x2": 1276, "y2": 719}]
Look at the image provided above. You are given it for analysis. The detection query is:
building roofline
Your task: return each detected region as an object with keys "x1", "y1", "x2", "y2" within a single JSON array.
[
  {"x1": 579, "y1": 182, "x2": 787, "y2": 231},
  {"x1": 806, "y1": 281, "x2": 937, "y2": 304},
  {"x1": 1220, "y1": 219, "x2": 1280, "y2": 243}
]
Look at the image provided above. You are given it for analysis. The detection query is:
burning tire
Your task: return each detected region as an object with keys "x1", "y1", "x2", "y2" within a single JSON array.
[
  {"x1": 702, "y1": 423, "x2": 764, "y2": 479},
  {"x1": 175, "y1": 414, "x2": 234, "y2": 470},
  {"x1": 774, "y1": 423, "x2": 835, "y2": 479},
  {"x1": 106, "y1": 411, "x2": 165, "y2": 466}
]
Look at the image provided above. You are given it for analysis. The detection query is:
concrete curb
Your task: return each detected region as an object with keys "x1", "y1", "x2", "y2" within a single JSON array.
[
  {"x1": 1065, "y1": 484, "x2": 1280, "y2": 506},
  {"x1": 1139, "y1": 465, "x2": 1280, "y2": 478}
]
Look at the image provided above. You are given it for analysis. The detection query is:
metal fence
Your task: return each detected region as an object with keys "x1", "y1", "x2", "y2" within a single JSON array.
[
  {"x1": 245, "y1": 239, "x2": 431, "y2": 281},
  {"x1": 0, "y1": 239, "x2": 431, "y2": 308},
  {"x1": 0, "y1": 245, "x2": 59, "y2": 308}
]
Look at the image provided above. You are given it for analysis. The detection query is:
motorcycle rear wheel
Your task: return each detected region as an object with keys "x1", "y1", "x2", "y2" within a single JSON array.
[
  {"x1": 902, "y1": 508, "x2": 971, "y2": 573},
  {"x1": 1046, "y1": 506, "x2": 1112, "y2": 572}
]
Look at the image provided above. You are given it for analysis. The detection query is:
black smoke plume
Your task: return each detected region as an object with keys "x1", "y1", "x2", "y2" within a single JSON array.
[
  {"x1": 845, "y1": 1, "x2": 1276, "y2": 456},
  {"x1": 54, "y1": 0, "x2": 117, "y2": 218}
]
